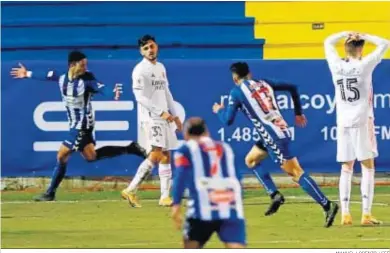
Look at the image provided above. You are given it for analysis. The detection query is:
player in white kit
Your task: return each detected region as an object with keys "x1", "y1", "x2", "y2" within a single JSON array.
[
  {"x1": 121, "y1": 35, "x2": 183, "y2": 207},
  {"x1": 324, "y1": 31, "x2": 389, "y2": 225}
]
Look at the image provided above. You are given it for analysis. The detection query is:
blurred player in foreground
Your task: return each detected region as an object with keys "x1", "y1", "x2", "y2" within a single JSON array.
[
  {"x1": 121, "y1": 35, "x2": 183, "y2": 207},
  {"x1": 213, "y1": 62, "x2": 338, "y2": 228},
  {"x1": 171, "y1": 117, "x2": 246, "y2": 248},
  {"x1": 10, "y1": 51, "x2": 147, "y2": 201},
  {"x1": 324, "y1": 31, "x2": 389, "y2": 225}
]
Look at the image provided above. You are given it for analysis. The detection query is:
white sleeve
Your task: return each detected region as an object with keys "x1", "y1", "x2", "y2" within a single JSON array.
[
  {"x1": 161, "y1": 64, "x2": 177, "y2": 116},
  {"x1": 165, "y1": 84, "x2": 177, "y2": 116},
  {"x1": 361, "y1": 34, "x2": 390, "y2": 68},
  {"x1": 132, "y1": 67, "x2": 164, "y2": 116},
  {"x1": 324, "y1": 31, "x2": 350, "y2": 64}
]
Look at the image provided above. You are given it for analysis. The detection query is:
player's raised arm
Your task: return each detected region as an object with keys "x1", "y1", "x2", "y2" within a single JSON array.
[
  {"x1": 83, "y1": 72, "x2": 122, "y2": 100},
  {"x1": 132, "y1": 67, "x2": 174, "y2": 122},
  {"x1": 213, "y1": 89, "x2": 241, "y2": 126},
  {"x1": 360, "y1": 33, "x2": 390, "y2": 68},
  {"x1": 324, "y1": 31, "x2": 351, "y2": 63},
  {"x1": 10, "y1": 63, "x2": 61, "y2": 82}
]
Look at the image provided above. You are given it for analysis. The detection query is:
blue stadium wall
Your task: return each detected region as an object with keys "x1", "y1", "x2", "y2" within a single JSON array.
[
  {"x1": 2, "y1": 60, "x2": 390, "y2": 177},
  {"x1": 2, "y1": 2, "x2": 390, "y2": 176}
]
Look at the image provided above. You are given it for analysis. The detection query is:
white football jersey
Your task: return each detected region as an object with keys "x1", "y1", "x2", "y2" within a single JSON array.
[
  {"x1": 132, "y1": 58, "x2": 176, "y2": 122},
  {"x1": 324, "y1": 32, "x2": 390, "y2": 127}
]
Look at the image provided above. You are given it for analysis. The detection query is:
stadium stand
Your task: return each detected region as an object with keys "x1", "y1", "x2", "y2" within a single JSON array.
[
  {"x1": 1, "y1": 1, "x2": 264, "y2": 60},
  {"x1": 246, "y1": 1, "x2": 390, "y2": 59}
]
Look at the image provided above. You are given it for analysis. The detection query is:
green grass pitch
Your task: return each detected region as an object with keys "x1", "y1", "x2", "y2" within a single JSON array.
[{"x1": 2, "y1": 186, "x2": 390, "y2": 249}]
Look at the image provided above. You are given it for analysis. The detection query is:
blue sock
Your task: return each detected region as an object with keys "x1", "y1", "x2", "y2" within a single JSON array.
[
  {"x1": 298, "y1": 173, "x2": 330, "y2": 210},
  {"x1": 46, "y1": 162, "x2": 67, "y2": 195},
  {"x1": 252, "y1": 166, "x2": 278, "y2": 196}
]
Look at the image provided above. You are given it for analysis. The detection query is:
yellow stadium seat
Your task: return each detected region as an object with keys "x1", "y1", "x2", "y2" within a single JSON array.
[{"x1": 246, "y1": 2, "x2": 390, "y2": 59}]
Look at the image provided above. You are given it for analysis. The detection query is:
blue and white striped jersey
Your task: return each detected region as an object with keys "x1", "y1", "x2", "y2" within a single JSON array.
[
  {"x1": 218, "y1": 79, "x2": 295, "y2": 140},
  {"x1": 172, "y1": 136, "x2": 244, "y2": 221},
  {"x1": 31, "y1": 70, "x2": 107, "y2": 130}
]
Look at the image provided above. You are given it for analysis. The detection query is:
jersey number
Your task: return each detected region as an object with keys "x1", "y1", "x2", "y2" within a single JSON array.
[
  {"x1": 336, "y1": 78, "x2": 360, "y2": 102},
  {"x1": 250, "y1": 83, "x2": 274, "y2": 114},
  {"x1": 152, "y1": 126, "x2": 163, "y2": 137}
]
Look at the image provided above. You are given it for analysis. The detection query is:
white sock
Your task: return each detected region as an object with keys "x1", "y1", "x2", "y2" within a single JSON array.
[
  {"x1": 339, "y1": 169, "x2": 353, "y2": 215},
  {"x1": 361, "y1": 166, "x2": 375, "y2": 215},
  {"x1": 159, "y1": 163, "x2": 172, "y2": 199},
  {"x1": 126, "y1": 159, "x2": 154, "y2": 193}
]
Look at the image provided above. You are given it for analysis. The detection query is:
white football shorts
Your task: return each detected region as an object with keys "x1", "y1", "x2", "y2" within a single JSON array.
[
  {"x1": 139, "y1": 119, "x2": 178, "y2": 153},
  {"x1": 337, "y1": 120, "x2": 378, "y2": 162}
]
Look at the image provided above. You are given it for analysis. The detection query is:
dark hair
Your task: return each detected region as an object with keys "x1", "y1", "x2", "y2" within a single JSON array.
[
  {"x1": 346, "y1": 39, "x2": 365, "y2": 48},
  {"x1": 138, "y1": 34, "x2": 156, "y2": 47},
  {"x1": 184, "y1": 117, "x2": 207, "y2": 136},
  {"x1": 230, "y1": 62, "x2": 250, "y2": 78},
  {"x1": 68, "y1": 50, "x2": 86, "y2": 64}
]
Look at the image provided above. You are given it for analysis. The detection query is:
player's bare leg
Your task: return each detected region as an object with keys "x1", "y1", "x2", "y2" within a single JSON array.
[
  {"x1": 159, "y1": 151, "x2": 173, "y2": 206},
  {"x1": 360, "y1": 158, "x2": 381, "y2": 225},
  {"x1": 246, "y1": 146, "x2": 285, "y2": 216},
  {"x1": 339, "y1": 161, "x2": 354, "y2": 225},
  {"x1": 122, "y1": 146, "x2": 163, "y2": 207},
  {"x1": 281, "y1": 158, "x2": 339, "y2": 228},
  {"x1": 34, "y1": 145, "x2": 72, "y2": 201},
  {"x1": 224, "y1": 243, "x2": 246, "y2": 249}
]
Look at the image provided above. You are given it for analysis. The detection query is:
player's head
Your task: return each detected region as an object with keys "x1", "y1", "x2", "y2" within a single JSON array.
[
  {"x1": 230, "y1": 62, "x2": 251, "y2": 85},
  {"x1": 138, "y1": 34, "x2": 158, "y2": 62},
  {"x1": 68, "y1": 50, "x2": 87, "y2": 76},
  {"x1": 183, "y1": 117, "x2": 209, "y2": 140},
  {"x1": 345, "y1": 34, "x2": 365, "y2": 59}
]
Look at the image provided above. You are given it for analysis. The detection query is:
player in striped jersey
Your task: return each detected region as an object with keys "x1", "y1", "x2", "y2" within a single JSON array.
[
  {"x1": 10, "y1": 51, "x2": 147, "y2": 201},
  {"x1": 172, "y1": 117, "x2": 246, "y2": 248},
  {"x1": 213, "y1": 62, "x2": 338, "y2": 228}
]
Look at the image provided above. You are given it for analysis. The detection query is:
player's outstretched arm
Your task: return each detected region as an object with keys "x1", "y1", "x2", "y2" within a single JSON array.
[
  {"x1": 324, "y1": 31, "x2": 351, "y2": 63},
  {"x1": 214, "y1": 89, "x2": 241, "y2": 126},
  {"x1": 360, "y1": 33, "x2": 390, "y2": 67},
  {"x1": 266, "y1": 79, "x2": 307, "y2": 127},
  {"x1": 10, "y1": 63, "x2": 60, "y2": 82}
]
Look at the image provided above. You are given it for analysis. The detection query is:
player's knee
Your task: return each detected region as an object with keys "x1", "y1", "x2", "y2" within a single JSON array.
[
  {"x1": 149, "y1": 149, "x2": 164, "y2": 164},
  {"x1": 281, "y1": 158, "x2": 304, "y2": 180},
  {"x1": 361, "y1": 159, "x2": 375, "y2": 170},
  {"x1": 341, "y1": 161, "x2": 354, "y2": 172},
  {"x1": 84, "y1": 154, "x2": 97, "y2": 162},
  {"x1": 57, "y1": 152, "x2": 70, "y2": 164},
  {"x1": 160, "y1": 151, "x2": 171, "y2": 164},
  {"x1": 245, "y1": 155, "x2": 257, "y2": 169}
]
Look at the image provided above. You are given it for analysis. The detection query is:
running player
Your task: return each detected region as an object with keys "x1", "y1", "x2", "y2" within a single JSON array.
[
  {"x1": 10, "y1": 51, "x2": 147, "y2": 201},
  {"x1": 241, "y1": 78, "x2": 307, "y2": 216},
  {"x1": 213, "y1": 62, "x2": 339, "y2": 227},
  {"x1": 172, "y1": 117, "x2": 246, "y2": 248},
  {"x1": 121, "y1": 35, "x2": 182, "y2": 207},
  {"x1": 324, "y1": 31, "x2": 389, "y2": 225}
]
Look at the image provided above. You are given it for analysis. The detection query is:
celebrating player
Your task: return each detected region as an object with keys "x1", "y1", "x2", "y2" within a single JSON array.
[
  {"x1": 10, "y1": 51, "x2": 147, "y2": 201},
  {"x1": 171, "y1": 117, "x2": 246, "y2": 249},
  {"x1": 324, "y1": 31, "x2": 389, "y2": 225},
  {"x1": 121, "y1": 35, "x2": 183, "y2": 207},
  {"x1": 213, "y1": 62, "x2": 339, "y2": 228}
]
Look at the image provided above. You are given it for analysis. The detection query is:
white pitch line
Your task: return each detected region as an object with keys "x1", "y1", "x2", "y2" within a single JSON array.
[
  {"x1": 2, "y1": 194, "x2": 390, "y2": 206},
  {"x1": 286, "y1": 196, "x2": 389, "y2": 206},
  {"x1": 18, "y1": 238, "x2": 390, "y2": 248}
]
